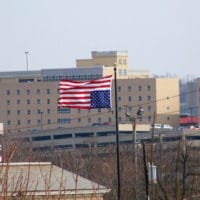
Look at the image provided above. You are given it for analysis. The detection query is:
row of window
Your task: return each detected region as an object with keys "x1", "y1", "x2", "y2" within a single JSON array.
[
  {"x1": 5, "y1": 84, "x2": 151, "y2": 96},
  {"x1": 7, "y1": 119, "x2": 51, "y2": 126},
  {"x1": 29, "y1": 131, "x2": 116, "y2": 142},
  {"x1": 7, "y1": 99, "x2": 51, "y2": 105},
  {"x1": 6, "y1": 115, "x2": 154, "y2": 127},
  {"x1": 6, "y1": 88, "x2": 54, "y2": 95},
  {"x1": 118, "y1": 69, "x2": 127, "y2": 76},
  {"x1": 118, "y1": 58, "x2": 127, "y2": 65},
  {"x1": 118, "y1": 95, "x2": 152, "y2": 102},
  {"x1": 43, "y1": 74, "x2": 101, "y2": 81},
  {"x1": 7, "y1": 109, "x2": 51, "y2": 115},
  {"x1": 57, "y1": 115, "x2": 153, "y2": 125},
  {"x1": 118, "y1": 85, "x2": 151, "y2": 92}
]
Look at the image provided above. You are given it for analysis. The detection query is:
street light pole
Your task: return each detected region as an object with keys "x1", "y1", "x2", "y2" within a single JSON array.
[
  {"x1": 25, "y1": 51, "x2": 29, "y2": 71},
  {"x1": 126, "y1": 107, "x2": 144, "y2": 199}
]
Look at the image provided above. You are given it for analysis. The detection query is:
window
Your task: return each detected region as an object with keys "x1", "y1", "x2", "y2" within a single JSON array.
[
  {"x1": 77, "y1": 118, "x2": 81, "y2": 123},
  {"x1": 57, "y1": 118, "x2": 71, "y2": 124},
  {"x1": 123, "y1": 69, "x2": 127, "y2": 76},
  {"x1": 37, "y1": 109, "x2": 41, "y2": 114},
  {"x1": 147, "y1": 85, "x2": 151, "y2": 91},
  {"x1": 47, "y1": 109, "x2": 51, "y2": 114},
  {"x1": 7, "y1": 110, "x2": 11, "y2": 115},
  {"x1": 16, "y1": 90, "x2": 20, "y2": 95},
  {"x1": 47, "y1": 99, "x2": 50, "y2": 104},
  {"x1": 167, "y1": 116, "x2": 170, "y2": 120},
  {"x1": 27, "y1": 120, "x2": 31, "y2": 125},
  {"x1": 17, "y1": 99, "x2": 20, "y2": 104},
  {"x1": 148, "y1": 116, "x2": 151, "y2": 122},
  {"x1": 148, "y1": 105, "x2": 151, "y2": 111},
  {"x1": 26, "y1": 90, "x2": 30, "y2": 95},
  {"x1": 148, "y1": 96, "x2": 151, "y2": 101},
  {"x1": 138, "y1": 86, "x2": 142, "y2": 91},
  {"x1": 138, "y1": 96, "x2": 142, "y2": 101},
  {"x1": 53, "y1": 134, "x2": 72, "y2": 139},
  {"x1": 17, "y1": 110, "x2": 21, "y2": 115},
  {"x1": 128, "y1": 86, "x2": 132, "y2": 92},
  {"x1": 7, "y1": 120, "x2": 11, "y2": 125},
  {"x1": 54, "y1": 145, "x2": 73, "y2": 150},
  {"x1": 57, "y1": 108, "x2": 71, "y2": 114},
  {"x1": 27, "y1": 99, "x2": 30, "y2": 104},
  {"x1": 75, "y1": 132, "x2": 94, "y2": 138},
  {"x1": 47, "y1": 89, "x2": 51, "y2": 94},
  {"x1": 88, "y1": 118, "x2": 91, "y2": 123},
  {"x1": 37, "y1": 99, "x2": 40, "y2": 104},
  {"x1": 119, "y1": 69, "x2": 123, "y2": 76},
  {"x1": 37, "y1": 89, "x2": 40, "y2": 94},
  {"x1": 27, "y1": 109, "x2": 31, "y2": 115},
  {"x1": 123, "y1": 59, "x2": 127, "y2": 65},
  {"x1": 118, "y1": 86, "x2": 121, "y2": 92},
  {"x1": 6, "y1": 90, "x2": 10, "y2": 95},
  {"x1": 118, "y1": 96, "x2": 121, "y2": 101},
  {"x1": 128, "y1": 96, "x2": 132, "y2": 101},
  {"x1": 75, "y1": 144, "x2": 89, "y2": 149},
  {"x1": 48, "y1": 119, "x2": 51, "y2": 124},
  {"x1": 32, "y1": 136, "x2": 51, "y2": 141},
  {"x1": 98, "y1": 117, "x2": 102, "y2": 123},
  {"x1": 97, "y1": 131, "x2": 115, "y2": 137},
  {"x1": 7, "y1": 100, "x2": 10, "y2": 105},
  {"x1": 17, "y1": 120, "x2": 21, "y2": 125}
]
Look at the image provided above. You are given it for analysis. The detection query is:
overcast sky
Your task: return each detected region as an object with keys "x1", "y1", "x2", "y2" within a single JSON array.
[{"x1": 0, "y1": 0, "x2": 200, "y2": 79}]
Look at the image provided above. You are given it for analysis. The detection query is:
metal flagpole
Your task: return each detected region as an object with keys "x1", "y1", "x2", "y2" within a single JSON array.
[{"x1": 114, "y1": 65, "x2": 121, "y2": 200}]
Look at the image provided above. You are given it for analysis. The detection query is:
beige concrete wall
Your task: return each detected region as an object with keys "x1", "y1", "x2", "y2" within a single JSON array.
[
  {"x1": 155, "y1": 78, "x2": 180, "y2": 127},
  {"x1": 0, "y1": 76, "x2": 180, "y2": 132}
]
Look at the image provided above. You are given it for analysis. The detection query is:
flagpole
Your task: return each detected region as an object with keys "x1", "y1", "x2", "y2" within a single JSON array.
[{"x1": 114, "y1": 65, "x2": 121, "y2": 200}]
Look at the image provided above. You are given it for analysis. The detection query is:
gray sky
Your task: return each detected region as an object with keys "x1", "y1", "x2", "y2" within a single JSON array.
[{"x1": 1, "y1": 0, "x2": 200, "y2": 79}]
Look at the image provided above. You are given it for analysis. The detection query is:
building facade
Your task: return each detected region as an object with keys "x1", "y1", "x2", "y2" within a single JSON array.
[{"x1": 0, "y1": 51, "x2": 180, "y2": 134}]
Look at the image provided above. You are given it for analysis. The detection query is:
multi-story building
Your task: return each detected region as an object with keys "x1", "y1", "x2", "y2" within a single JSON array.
[
  {"x1": 180, "y1": 77, "x2": 200, "y2": 126},
  {"x1": 0, "y1": 51, "x2": 179, "y2": 134}
]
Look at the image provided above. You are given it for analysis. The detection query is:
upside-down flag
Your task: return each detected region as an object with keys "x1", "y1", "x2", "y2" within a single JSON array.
[{"x1": 58, "y1": 75, "x2": 112, "y2": 109}]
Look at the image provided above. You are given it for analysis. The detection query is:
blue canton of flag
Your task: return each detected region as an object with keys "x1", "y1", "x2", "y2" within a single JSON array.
[{"x1": 90, "y1": 90, "x2": 111, "y2": 108}]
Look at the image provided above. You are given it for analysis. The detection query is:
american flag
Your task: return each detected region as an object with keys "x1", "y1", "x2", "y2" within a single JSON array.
[{"x1": 58, "y1": 75, "x2": 112, "y2": 109}]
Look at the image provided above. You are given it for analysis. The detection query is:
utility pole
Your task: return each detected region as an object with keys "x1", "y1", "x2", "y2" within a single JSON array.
[
  {"x1": 125, "y1": 107, "x2": 144, "y2": 199},
  {"x1": 114, "y1": 64, "x2": 121, "y2": 200},
  {"x1": 143, "y1": 142, "x2": 149, "y2": 200}
]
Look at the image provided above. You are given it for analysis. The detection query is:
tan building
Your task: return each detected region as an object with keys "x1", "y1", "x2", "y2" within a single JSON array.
[
  {"x1": 0, "y1": 51, "x2": 179, "y2": 134},
  {"x1": 77, "y1": 51, "x2": 149, "y2": 79}
]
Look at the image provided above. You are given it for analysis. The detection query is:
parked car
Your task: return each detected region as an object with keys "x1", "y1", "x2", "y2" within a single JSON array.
[
  {"x1": 152, "y1": 123, "x2": 173, "y2": 130},
  {"x1": 152, "y1": 123, "x2": 162, "y2": 129},
  {"x1": 161, "y1": 124, "x2": 173, "y2": 130}
]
